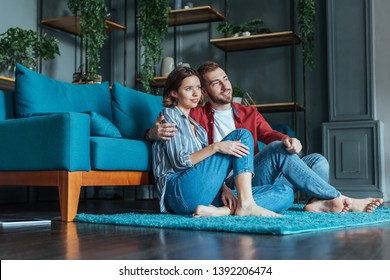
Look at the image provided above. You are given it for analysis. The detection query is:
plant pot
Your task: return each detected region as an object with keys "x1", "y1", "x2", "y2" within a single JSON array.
[
  {"x1": 0, "y1": 67, "x2": 15, "y2": 79},
  {"x1": 161, "y1": 57, "x2": 175, "y2": 76},
  {"x1": 174, "y1": 0, "x2": 182, "y2": 10}
]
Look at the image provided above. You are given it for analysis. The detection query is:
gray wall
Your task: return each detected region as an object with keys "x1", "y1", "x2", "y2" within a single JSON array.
[
  {"x1": 373, "y1": 0, "x2": 390, "y2": 199},
  {"x1": 0, "y1": 0, "x2": 37, "y2": 31}
]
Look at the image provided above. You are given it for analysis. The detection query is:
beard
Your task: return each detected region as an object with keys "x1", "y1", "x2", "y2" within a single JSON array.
[{"x1": 207, "y1": 91, "x2": 232, "y2": 105}]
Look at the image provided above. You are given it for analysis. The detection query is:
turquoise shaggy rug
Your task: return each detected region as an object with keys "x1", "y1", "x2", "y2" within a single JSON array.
[{"x1": 75, "y1": 204, "x2": 390, "y2": 235}]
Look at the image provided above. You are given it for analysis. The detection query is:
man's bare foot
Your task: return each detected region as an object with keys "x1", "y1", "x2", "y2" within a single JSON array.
[
  {"x1": 349, "y1": 198, "x2": 383, "y2": 213},
  {"x1": 193, "y1": 205, "x2": 232, "y2": 217},
  {"x1": 304, "y1": 196, "x2": 352, "y2": 213},
  {"x1": 234, "y1": 203, "x2": 281, "y2": 217}
]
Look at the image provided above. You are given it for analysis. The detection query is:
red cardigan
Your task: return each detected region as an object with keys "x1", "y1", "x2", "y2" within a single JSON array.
[{"x1": 190, "y1": 102, "x2": 287, "y2": 154}]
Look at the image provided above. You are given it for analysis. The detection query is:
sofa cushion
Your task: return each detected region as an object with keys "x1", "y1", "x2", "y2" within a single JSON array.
[
  {"x1": 0, "y1": 90, "x2": 14, "y2": 120},
  {"x1": 85, "y1": 111, "x2": 122, "y2": 138},
  {"x1": 14, "y1": 64, "x2": 112, "y2": 120},
  {"x1": 111, "y1": 82, "x2": 163, "y2": 140},
  {"x1": 90, "y1": 137, "x2": 152, "y2": 171},
  {"x1": 29, "y1": 111, "x2": 122, "y2": 138}
]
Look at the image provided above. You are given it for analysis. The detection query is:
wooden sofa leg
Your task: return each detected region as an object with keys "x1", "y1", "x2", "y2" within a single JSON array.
[{"x1": 58, "y1": 171, "x2": 82, "y2": 222}]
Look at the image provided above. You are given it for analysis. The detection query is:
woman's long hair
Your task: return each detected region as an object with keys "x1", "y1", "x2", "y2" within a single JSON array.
[{"x1": 163, "y1": 66, "x2": 204, "y2": 108}]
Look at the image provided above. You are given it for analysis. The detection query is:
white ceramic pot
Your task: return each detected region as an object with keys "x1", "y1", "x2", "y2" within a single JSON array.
[
  {"x1": 179, "y1": 62, "x2": 190, "y2": 68},
  {"x1": 161, "y1": 57, "x2": 175, "y2": 76}
]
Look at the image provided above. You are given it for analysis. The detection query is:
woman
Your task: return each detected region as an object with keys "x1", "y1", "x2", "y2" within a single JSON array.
[{"x1": 152, "y1": 66, "x2": 286, "y2": 217}]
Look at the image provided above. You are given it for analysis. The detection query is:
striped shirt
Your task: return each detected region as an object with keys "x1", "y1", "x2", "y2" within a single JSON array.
[{"x1": 152, "y1": 106, "x2": 208, "y2": 213}]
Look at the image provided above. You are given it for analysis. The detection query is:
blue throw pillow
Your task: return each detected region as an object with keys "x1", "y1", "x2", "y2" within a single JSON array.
[
  {"x1": 14, "y1": 64, "x2": 113, "y2": 120},
  {"x1": 111, "y1": 82, "x2": 163, "y2": 140},
  {"x1": 86, "y1": 111, "x2": 122, "y2": 138}
]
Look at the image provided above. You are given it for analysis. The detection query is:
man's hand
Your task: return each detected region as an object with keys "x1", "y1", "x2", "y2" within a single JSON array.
[
  {"x1": 147, "y1": 115, "x2": 177, "y2": 141},
  {"x1": 282, "y1": 137, "x2": 302, "y2": 154},
  {"x1": 221, "y1": 184, "x2": 237, "y2": 211}
]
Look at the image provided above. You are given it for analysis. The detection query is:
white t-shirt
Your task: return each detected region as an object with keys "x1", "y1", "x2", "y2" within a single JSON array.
[{"x1": 213, "y1": 108, "x2": 236, "y2": 142}]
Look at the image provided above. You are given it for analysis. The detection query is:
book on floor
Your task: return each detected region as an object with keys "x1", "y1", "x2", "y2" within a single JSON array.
[{"x1": 0, "y1": 217, "x2": 51, "y2": 228}]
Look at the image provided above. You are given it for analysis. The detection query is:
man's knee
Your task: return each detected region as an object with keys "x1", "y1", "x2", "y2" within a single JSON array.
[
  {"x1": 278, "y1": 185, "x2": 295, "y2": 203},
  {"x1": 264, "y1": 140, "x2": 287, "y2": 154},
  {"x1": 303, "y1": 153, "x2": 329, "y2": 170}
]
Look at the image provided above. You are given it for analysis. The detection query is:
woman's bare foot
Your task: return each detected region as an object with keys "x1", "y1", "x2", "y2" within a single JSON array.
[
  {"x1": 304, "y1": 196, "x2": 352, "y2": 213},
  {"x1": 349, "y1": 198, "x2": 383, "y2": 213},
  {"x1": 193, "y1": 205, "x2": 232, "y2": 217},
  {"x1": 234, "y1": 202, "x2": 281, "y2": 217}
]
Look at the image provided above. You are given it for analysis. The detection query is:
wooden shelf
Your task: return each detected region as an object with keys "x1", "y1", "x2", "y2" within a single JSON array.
[
  {"x1": 168, "y1": 6, "x2": 225, "y2": 26},
  {"x1": 136, "y1": 76, "x2": 167, "y2": 88},
  {"x1": 41, "y1": 16, "x2": 126, "y2": 36},
  {"x1": 0, "y1": 76, "x2": 15, "y2": 92},
  {"x1": 252, "y1": 102, "x2": 305, "y2": 113},
  {"x1": 210, "y1": 31, "x2": 301, "y2": 52}
]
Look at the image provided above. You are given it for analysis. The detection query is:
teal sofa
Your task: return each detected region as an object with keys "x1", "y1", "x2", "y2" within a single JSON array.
[{"x1": 0, "y1": 64, "x2": 163, "y2": 221}]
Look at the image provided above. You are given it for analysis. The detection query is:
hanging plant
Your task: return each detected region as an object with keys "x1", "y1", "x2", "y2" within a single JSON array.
[
  {"x1": 138, "y1": 0, "x2": 169, "y2": 93},
  {"x1": 297, "y1": 0, "x2": 316, "y2": 71},
  {"x1": 0, "y1": 27, "x2": 59, "y2": 72},
  {"x1": 68, "y1": 0, "x2": 108, "y2": 81}
]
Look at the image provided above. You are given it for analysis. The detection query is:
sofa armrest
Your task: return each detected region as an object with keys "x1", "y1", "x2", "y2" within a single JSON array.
[{"x1": 0, "y1": 113, "x2": 91, "y2": 171}]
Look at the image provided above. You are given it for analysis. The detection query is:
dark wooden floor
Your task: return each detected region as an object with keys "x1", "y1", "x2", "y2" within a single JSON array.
[{"x1": 1, "y1": 199, "x2": 390, "y2": 260}]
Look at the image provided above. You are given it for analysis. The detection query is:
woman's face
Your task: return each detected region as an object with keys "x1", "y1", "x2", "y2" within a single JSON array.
[{"x1": 172, "y1": 75, "x2": 202, "y2": 112}]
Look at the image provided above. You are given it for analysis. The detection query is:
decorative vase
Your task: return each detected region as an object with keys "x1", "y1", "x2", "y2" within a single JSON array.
[
  {"x1": 174, "y1": 0, "x2": 182, "y2": 10},
  {"x1": 178, "y1": 62, "x2": 190, "y2": 68},
  {"x1": 161, "y1": 57, "x2": 175, "y2": 76}
]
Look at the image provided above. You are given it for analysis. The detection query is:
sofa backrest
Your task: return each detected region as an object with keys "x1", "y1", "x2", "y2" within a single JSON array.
[
  {"x1": 0, "y1": 90, "x2": 15, "y2": 120},
  {"x1": 14, "y1": 64, "x2": 113, "y2": 120},
  {"x1": 111, "y1": 82, "x2": 163, "y2": 140}
]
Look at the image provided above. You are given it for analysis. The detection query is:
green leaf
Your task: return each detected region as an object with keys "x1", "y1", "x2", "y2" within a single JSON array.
[{"x1": 0, "y1": 27, "x2": 60, "y2": 70}]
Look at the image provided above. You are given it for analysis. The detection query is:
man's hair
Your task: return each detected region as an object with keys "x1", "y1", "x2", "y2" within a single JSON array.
[
  {"x1": 163, "y1": 66, "x2": 204, "y2": 108},
  {"x1": 197, "y1": 61, "x2": 221, "y2": 84}
]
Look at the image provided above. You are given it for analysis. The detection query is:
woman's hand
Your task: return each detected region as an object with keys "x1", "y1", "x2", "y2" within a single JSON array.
[
  {"x1": 214, "y1": 140, "x2": 250, "y2": 157},
  {"x1": 190, "y1": 139, "x2": 249, "y2": 165},
  {"x1": 221, "y1": 185, "x2": 237, "y2": 211}
]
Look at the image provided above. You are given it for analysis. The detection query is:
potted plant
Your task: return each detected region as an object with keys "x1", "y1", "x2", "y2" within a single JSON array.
[
  {"x1": 247, "y1": 18, "x2": 264, "y2": 34},
  {"x1": 216, "y1": 22, "x2": 235, "y2": 38},
  {"x1": 68, "y1": 0, "x2": 108, "y2": 82},
  {"x1": 232, "y1": 85, "x2": 245, "y2": 104},
  {"x1": 239, "y1": 23, "x2": 251, "y2": 36},
  {"x1": 0, "y1": 27, "x2": 60, "y2": 76},
  {"x1": 297, "y1": 0, "x2": 316, "y2": 70},
  {"x1": 138, "y1": 0, "x2": 169, "y2": 93}
]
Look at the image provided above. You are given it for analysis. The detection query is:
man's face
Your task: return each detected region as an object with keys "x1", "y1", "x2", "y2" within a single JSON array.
[{"x1": 202, "y1": 67, "x2": 232, "y2": 105}]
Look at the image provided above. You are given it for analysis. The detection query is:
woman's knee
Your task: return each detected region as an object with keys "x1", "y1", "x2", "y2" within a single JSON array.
[
  {"x1": 236, "y1": 128, "x2": 252, "y2": 138},
  {"x1": 229, "y1": 128, "x2": 253, "y2": 144}
]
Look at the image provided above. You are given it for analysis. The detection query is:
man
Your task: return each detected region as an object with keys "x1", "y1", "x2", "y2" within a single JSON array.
[{"x1": 146, "y1": 61, "x2": 383, "y2": 213}]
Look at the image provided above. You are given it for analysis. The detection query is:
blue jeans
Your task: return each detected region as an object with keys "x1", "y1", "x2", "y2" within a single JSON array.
[
  {"x1": 164, "y1": 129, "x2": 293, "y2": 215},
  {"x1": 250, "y1": 141, "x2": 341, "y2": 200}
]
